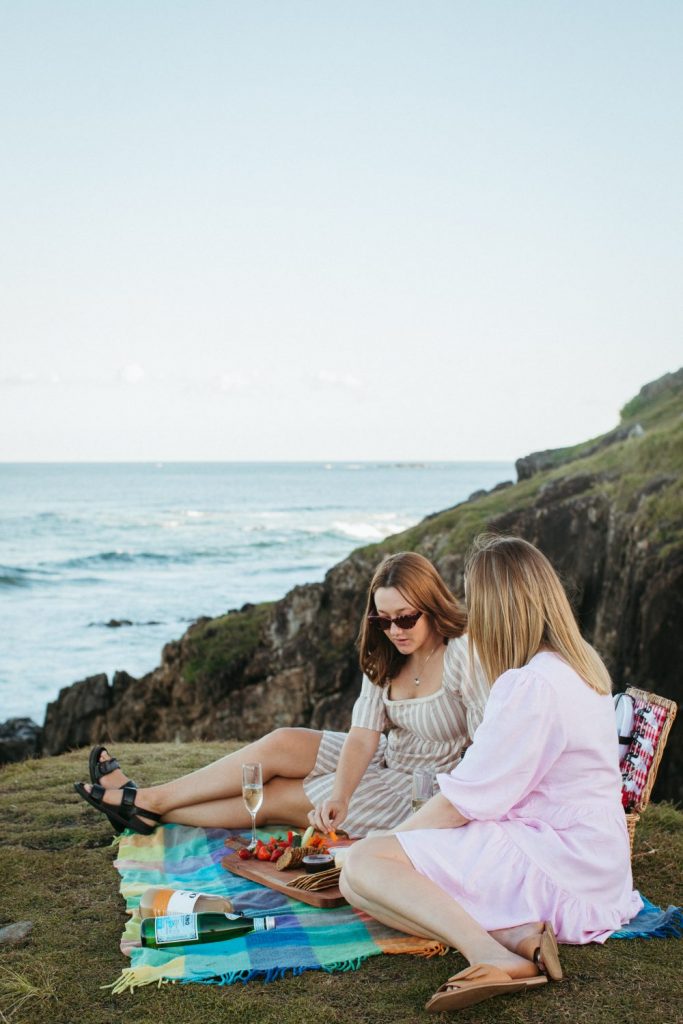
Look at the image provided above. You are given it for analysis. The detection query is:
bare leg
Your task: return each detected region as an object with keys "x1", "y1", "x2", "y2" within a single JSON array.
[
  {"x1": 340, "y1": 836, "x2": 539, "y2": 978},
  {"x1": 164, "y1": 776, "x2": 315, "y2": 829},
  {"x1": 83, "y1": 728, "x2": 323, "y2": 826}
]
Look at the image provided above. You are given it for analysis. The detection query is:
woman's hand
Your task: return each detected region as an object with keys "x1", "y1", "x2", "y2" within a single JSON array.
[
  {"x1": 308, "y1": 796, "x2": 349, "y2": 833},
  {"x1": 308, "y1": 726, "x2": 379, "y2": 835}
]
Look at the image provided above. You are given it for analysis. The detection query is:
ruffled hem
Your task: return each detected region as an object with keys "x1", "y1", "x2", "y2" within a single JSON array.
[{"x1": 510, "y1": 861, "x2": 643, "y2": 944}]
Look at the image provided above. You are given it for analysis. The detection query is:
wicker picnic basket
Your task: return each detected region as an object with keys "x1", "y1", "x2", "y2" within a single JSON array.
[{"x1": 622, "y1": 686, "x2": 677, "y2": 852}]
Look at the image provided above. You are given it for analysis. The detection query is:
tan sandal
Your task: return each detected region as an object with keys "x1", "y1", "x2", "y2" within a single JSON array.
[
  {"x1": 425, "y1": 963, "x2": 547, "y2": 1013},
  {"x1": 516, "y1": 921, "x2": 563, "y2": 981}
]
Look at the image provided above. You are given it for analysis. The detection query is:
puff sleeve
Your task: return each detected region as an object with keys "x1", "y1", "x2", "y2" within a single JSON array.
[
  {"x1": 437, "y1": 666, "x2": 567, "y2": 821},
  {"x1": 442, "y1": 635, "x2": 490, "y2": 740},
  {"x1": 350, "y1": 674, "x2": 388, "y2": 732}
]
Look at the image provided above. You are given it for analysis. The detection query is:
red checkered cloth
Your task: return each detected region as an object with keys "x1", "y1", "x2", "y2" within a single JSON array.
[{"x1": 619, "y1": 697, "x2": 670, "y2": 812}]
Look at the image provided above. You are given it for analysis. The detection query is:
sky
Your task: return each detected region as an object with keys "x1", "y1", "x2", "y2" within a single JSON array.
[{"x1": 1, "y1": 1, "x2": 681, "y2": 462}]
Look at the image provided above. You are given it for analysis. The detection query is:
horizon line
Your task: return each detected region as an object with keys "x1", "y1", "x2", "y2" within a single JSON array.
[{"x1": 0, "y1": 457, "x2": 517, "y2": 467}]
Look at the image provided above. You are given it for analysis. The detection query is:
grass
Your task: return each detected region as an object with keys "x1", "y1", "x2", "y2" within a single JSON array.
[{"x1": 1, "y1": 745, "x2": 682, "y2": 1024}]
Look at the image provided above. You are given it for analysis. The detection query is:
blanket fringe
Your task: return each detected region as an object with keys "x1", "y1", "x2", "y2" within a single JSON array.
[
  {"x1": 104, "y1": 964, "x2": 180, "y2": 993},
  {"x1": 213, "y1": 966, "x2": 312, "y2": 985},
  {"x1": 379, "y1": 937, "x2": 448, "y2": 958},
  {"x1": 322, "y1": 957, "x2": 370, "y2": 973},
  {"x1": 106, "y1": 960, "x2": 372, "y2": 992},
  {"x1": 410, "y1": 940, "x2": 449, "y2": 959}
]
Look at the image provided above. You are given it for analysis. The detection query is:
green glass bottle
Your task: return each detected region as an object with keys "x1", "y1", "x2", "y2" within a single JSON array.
[{"x1": 140, "y1": 912, "x2": 276, "y2": 948}]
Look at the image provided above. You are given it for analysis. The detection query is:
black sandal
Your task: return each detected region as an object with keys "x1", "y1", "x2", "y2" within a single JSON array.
[
  {"x1": 88, "y1": 745, "x2": 137, "y2": 834},
  {"x1": 74, "y1": 782, "x2": 161, "y2": 836}
]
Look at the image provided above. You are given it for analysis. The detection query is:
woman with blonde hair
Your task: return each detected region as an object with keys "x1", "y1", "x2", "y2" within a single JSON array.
[
  {"x1": 340, "y1": 534, "x2": 642, "y2": 1013},
  {"x1": 75, "y1": 551, "x2": 489, "y2": 837}
]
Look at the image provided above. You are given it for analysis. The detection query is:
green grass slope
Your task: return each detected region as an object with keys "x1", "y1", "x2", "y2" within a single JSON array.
[{"x1": 1, "y1": 746, "x2": 682, "y2": 1024}]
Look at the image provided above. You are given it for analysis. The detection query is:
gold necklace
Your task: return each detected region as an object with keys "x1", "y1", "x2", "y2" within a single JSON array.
[{"x1": 412, "y1": 641, "x2": 442, "y2": 686}]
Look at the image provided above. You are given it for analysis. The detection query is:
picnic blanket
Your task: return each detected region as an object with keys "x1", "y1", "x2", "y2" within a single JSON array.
[
  {"x1": 110, "y1": 824, "x2": 446, "y2": 992},
  {"x1": 110, "y1": 824, "x2": 682, "y2": 992}
]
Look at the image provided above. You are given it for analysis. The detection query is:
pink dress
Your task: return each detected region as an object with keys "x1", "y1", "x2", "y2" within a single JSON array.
[{"x1": 396, "y1": 652, "x2": 643, "y2": 943}]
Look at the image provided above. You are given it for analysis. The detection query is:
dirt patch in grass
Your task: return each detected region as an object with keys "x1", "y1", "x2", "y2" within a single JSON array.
[{"x1": 1, "y1": 745, "x2": 682, "y2": 1024}]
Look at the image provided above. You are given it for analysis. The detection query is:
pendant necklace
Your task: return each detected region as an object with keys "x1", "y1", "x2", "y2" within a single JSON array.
[{"x1": 413, "y1": 641, "x2": 442, "y2": 686}]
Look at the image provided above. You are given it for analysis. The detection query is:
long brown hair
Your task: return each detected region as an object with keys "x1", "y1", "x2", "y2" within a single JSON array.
[
  {"x1": 358, "y1": 551, "x2": 467, "y2": 685},
  {"x1": 465, "y1": 534, "x2": 611, "y2": 694}
]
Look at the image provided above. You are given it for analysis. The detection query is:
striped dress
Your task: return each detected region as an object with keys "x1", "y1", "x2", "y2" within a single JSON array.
[{"x1": 302, "y1": 635, "x2": 490, "y2": 836}]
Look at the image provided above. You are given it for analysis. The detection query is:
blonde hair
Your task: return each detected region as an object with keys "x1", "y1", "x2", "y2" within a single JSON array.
[
  {"x1": 358, "y1": 552, "x2": 467, "y2": 685},
  {"x1": 465, "y1": 534, "x2": 611, "y2": 695}
]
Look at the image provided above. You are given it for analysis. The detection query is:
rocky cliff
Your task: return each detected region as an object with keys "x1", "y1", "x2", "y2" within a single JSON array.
[{"x1": 27, "y1": 369, "x2": 683, "y2": 802}]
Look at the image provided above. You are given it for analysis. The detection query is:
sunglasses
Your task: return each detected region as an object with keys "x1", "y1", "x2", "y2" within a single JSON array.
[{"x1": 368, "y1": 610, "x2": 423, "y2": 631}]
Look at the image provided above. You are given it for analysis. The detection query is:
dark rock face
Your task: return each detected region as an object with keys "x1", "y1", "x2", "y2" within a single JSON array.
[
  {"x1": 42, "y1": 674, "x2": 112, "y2": 756},
  {"x1": 0, "y1": 718, "x2": 42, "y2": 765}
]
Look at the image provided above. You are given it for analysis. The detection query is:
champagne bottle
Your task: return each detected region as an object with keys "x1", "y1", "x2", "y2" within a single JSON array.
[
  {"x1": 138, "y1": 886, "x2": 234, "y2": 919},
  {"x1": 140, "y1": 912, "x2": 276, "y2": 948}
]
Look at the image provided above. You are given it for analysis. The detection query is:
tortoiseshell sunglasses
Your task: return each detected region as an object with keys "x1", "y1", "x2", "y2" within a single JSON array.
[{"x1": 367, "y1": 611, "x2": 423, "y2": 631}]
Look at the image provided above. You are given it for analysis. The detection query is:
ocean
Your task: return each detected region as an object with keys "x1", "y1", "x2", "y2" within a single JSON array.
[{"x1": 0, "y1": 461, "x2": 514, "y2": 724}]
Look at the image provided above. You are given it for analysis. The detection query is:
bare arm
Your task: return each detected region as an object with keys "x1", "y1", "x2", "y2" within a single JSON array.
[{"x1": 308, "y1": 726, "x2": 380, "y2": 832}]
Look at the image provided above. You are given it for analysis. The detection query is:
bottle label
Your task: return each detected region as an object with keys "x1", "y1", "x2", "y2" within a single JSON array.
[
  {"x1": 166, "y1": 890, "x2": 201, "y2": 915},
  {"x1": 161, "y1": 890, "x2": 236, "y2": 916},
  {"x1": 162, "y1": 890, "x2": 203, "y2": 915},
  {"x1": 252, "y1": 916, "x2": 276, "y2": 931},
  {"x1": 154, "y1": 913, "x2": 199, "y2": 945}
]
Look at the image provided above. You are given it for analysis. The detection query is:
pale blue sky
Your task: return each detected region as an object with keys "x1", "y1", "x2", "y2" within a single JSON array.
[{"x1": 1, "y1": 1, "x2": 681, "y2": 461}]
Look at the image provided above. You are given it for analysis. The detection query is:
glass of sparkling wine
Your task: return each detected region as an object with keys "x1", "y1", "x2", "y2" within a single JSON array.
[
  {"x1": 411, "y1": 769, "x2": 433, "y2": 814},
  {"x1": 242, "y1": 762, "x2": 263, "y2": 849}
]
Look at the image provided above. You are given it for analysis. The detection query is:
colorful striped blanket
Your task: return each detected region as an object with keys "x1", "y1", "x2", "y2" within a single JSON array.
[
  {"x1": 111, "y1": 823, "x2": 681, "y2": 992},
  {"x1": 111, "y1": 824, "x2": 446, "y2": 991}
]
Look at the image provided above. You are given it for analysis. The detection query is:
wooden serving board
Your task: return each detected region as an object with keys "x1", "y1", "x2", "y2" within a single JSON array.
[{"x1": 221, "y1": 851, "x2": 347, "y2": 909}]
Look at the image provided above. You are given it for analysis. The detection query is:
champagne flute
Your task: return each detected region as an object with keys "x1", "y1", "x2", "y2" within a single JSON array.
[
  {"x1": 411, "y1": 769, "x2": 433, "y2": 814},
  {"x1": 242, "y1": 762, "x2": 263, "y2": 849}
]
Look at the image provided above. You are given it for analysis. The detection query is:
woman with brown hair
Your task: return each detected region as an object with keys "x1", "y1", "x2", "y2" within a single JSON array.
[
  {"x1": 339, "y1": 534, "x2": 642, "y2": 1013},
  {"x1": 74, "y1": 551, "x2": 489, "y2": 837}
]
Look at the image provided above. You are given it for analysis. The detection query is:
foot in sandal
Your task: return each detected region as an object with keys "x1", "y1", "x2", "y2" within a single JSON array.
[
  {"x1": 87, "y1": 745, "x2": 137, "y2": 834},
  {"x1": 76, "y1": 747, "x2": 160, "y2": 835},
  {"x1": 515, "y1": 921, "x2": 563, "y2": 981},
  {"x1": 425, "y1": 962, "x2": 547, "y2": 1013},
  {"x1": 74, "y1": 781, "x2": 161, "y2": 836}
]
